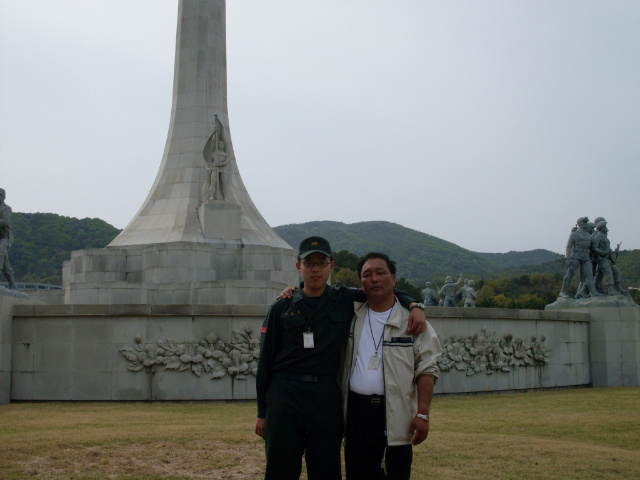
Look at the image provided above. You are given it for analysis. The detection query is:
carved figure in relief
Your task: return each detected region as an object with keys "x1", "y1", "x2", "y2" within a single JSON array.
[
  {"x1": 439, "y1": 274, "x2": 463, "y2": 307},
  {"x1": 202, "y1": 115, "x2": 230, "y2": 202},
  {"x1": 559, "y1": 217, "x2": 601, "y2": 298},
  {"x1": 0, "y1": 188, "x2": 18, "y2": 289},
  {"x1": 422, "y1": 281, "x2": 438, "y2": 306}
]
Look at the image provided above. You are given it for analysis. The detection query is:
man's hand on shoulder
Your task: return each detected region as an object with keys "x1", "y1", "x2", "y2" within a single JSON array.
[
  {"x1": 407, "y1": 304, "x2": 426, "y2": 335},
  {"x1": 277, "y1": 286, "x2": 297, "y2": 300}
]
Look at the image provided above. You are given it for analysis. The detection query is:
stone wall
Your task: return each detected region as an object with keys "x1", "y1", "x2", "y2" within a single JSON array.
[
  {"x1": 426, "y1": 307, "x2": 591, "y2": 394},
  {"x1": 10, "y1": 304, "x2": 267, "y2": 401},
  {"x1": 1, "y1": 293, "x2": 42, "y2": 403},
  {"x1": 7, "y1": 304, "x2": 597, "y2": 402}
]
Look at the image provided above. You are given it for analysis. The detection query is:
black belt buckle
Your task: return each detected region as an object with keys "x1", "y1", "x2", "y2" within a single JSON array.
[{"x1": 371, "y1": 397, "x2": 381, "y2": 406}]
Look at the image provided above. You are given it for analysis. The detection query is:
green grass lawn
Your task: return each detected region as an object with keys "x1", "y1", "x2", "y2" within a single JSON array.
[{"x1": 1, "y1": 387, "x2": 639, "y2": 479}]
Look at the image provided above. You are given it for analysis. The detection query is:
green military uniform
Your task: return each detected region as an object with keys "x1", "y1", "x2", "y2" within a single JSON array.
[{"x1": 256, "y1": 284, "x2": 416, "y2": 480}]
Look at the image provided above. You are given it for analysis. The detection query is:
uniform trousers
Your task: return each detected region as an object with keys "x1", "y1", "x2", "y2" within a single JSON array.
[
  {"x1": 264, "y1": 375, "x2": 343, "y2": 480},
  {"x1": 345, "y1": 391, "x2": 413, "y2": 480}
]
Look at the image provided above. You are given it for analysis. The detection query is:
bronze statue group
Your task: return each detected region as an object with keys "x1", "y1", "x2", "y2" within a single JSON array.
[
  {"x1": 422, "y1": 276, "x2": 478, "y2": 308},
  {"x1": 559, "y1": 216, "x2": 625, "y2": 298}
]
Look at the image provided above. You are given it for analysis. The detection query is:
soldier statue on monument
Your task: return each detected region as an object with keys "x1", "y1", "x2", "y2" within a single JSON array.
[
  {"x1": 422, "y1": 281, "x2": 438, "y2": 306},
  {"x1": 463, "y1": 279, "x2": 477, "y2": 307},
  {"x1": 0, "y1": 188, "x2": 19, "y2": 290},
  {"x1": 439, "y1": 274, "x2": 463, "y2": 307},
  {"x1": 592, "y1": 220, "x2": 625, "y2": 295},
  {"x1": 559, "y1": 217, "x2": 601, "y2": 298},
  {"x1": 202, "y1": 115, "x2": 230, "y2": 202}
]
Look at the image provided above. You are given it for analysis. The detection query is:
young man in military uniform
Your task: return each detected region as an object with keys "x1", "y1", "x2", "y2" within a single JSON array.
[{"x1": 255, "y1": 236, "x2": 425, "y2": 480}]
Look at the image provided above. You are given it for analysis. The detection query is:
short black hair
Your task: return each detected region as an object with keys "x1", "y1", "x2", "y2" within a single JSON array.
[{"x1": 356, "y1": 252, "x2": 396, "y2": 279}]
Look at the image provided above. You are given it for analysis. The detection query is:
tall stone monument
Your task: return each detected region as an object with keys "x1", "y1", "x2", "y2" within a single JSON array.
[{"x1": 62, "y1": 0, "x2": 298, "y2": 305}]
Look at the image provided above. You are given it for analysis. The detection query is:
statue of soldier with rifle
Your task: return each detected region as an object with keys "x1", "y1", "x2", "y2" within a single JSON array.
[
  {"x1": 592, "y1": 220, "x2": 625, "y2": 295},
  {"x1": 559, "y1": 217, "x2": 601, "y2": 298},
  {"x1": 0, "y1": 188, "x2": 19, "y2": 290}
]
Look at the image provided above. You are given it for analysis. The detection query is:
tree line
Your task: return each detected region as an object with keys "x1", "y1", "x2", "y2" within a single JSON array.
[
  {"x1": 7, "y1": 213, "x2": 639, "y2": 308},
  {"x1": 332, "y1": 250, "x2": 640, "y2": 309}
]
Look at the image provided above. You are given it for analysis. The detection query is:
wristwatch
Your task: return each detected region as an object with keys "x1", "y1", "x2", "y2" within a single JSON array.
[
  {"x1": 415, "y1": 413, "x2": 429, "y2": 422},
  {"x1": 410, "y1": 303, "x2": 425, "y2": 311}
]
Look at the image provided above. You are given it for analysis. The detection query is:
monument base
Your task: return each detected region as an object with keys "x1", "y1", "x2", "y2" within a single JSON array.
[
  {"x1": 547, "y1": 300, "x2": 640, "y2": 388},
  {"x1": 197, "y1": 200, "x2": 241, "y2": 240},
  {"x1": 60, "y1": 242, "x2": 299, "y2": 305},
  {"x1": 545, "y1": 292, "x2": 638, "y2": 310}
]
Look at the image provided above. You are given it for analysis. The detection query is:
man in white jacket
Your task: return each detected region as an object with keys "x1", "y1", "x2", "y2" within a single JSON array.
[{"x1": 342, "y1": 252, "x2": 442, "y2": 480}]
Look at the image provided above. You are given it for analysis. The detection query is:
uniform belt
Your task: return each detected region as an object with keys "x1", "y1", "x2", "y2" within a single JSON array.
[
  {"x1": 349, "y1": 391, "x2": 384, "y2": 406},
  {"x1": 273, "y1": 372, "x2": 335, "y2": 383}
]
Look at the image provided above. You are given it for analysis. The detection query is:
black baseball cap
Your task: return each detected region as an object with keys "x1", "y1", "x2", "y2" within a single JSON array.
[{"x1": 298, "y1": 236, "x2": 332, "y2": 259}]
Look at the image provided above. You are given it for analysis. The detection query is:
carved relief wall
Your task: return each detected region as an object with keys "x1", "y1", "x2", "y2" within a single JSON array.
[
  {"x1": 437, "y1": 328, "x2": 552, "y2": 377},
  {"x1": 120, "y1": 327, "x2": 259, "y2": 380},
  {"x1": 8, "y1": 304, "x2": 596, "y2": 401},
  {"x1": 118, "y1": 326, "x2": 553, "y2": 384}
]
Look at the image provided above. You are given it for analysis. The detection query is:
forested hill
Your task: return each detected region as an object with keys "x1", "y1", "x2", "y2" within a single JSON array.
[
  {"x1": 9, "y1": 214, "x2": 638, "y2": 290},
  {"x1": 10, "y1": 213, "x2": 121, "y2": 285},
  {"x1": 273, "y1": 221, "x2": 558, "y2": 284}
]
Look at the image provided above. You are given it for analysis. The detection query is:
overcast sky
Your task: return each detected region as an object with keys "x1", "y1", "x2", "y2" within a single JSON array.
[{"x1": 1, "y1": 1, "x2": 639, "y2": 254}]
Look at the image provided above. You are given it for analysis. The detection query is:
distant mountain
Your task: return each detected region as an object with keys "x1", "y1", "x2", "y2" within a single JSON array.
[
  {"x1": 274, "y1": 221, "x2": 557, "y2": 284},
  {"x1": 475, "y1": 250, "x2": 559, "y2": 270},
  {"x1": 9, "y1": 214, "x2": 637, "y2": 290}
]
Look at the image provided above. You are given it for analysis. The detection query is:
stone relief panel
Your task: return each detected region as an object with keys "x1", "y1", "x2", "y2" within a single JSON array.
[
  {"x1": 437, "y1": 328, "x2": 552, "y2": 377},
  {"x1": 119, "y1": 326, "x2": 259, "y2": 380},
  {"x1": 120, "y1": 325, "x2": 552, "y2": 382}
]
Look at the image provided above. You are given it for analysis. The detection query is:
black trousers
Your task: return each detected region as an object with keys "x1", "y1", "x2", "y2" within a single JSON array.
[
  {"x1": 264, "y1": 376, "x2": 343, "y2": 480},
  {"x1": 345, "y1": 391, "x2": 413, "y2": 480}
]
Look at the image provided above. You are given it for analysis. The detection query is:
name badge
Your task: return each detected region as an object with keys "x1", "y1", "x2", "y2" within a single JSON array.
[
  {"x1": 368, "y1": 354, "x2": 380, "y2": 370},
  {"x1": 303, "y1": 331, "x2": 315, "y2": 349}
]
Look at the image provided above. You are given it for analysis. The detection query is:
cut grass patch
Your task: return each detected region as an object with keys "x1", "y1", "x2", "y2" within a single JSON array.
[{"x1": 1, "y1": 387, "x2": 639, "y2": 479}]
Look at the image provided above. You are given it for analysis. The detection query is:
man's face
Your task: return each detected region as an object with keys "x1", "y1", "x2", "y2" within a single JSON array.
[
  {"x1": 360, "y1": 257, "x2": 396, "y2": 302},
  {"x1": 296, "y1": 252, "x2": 334, "y2": 292}
]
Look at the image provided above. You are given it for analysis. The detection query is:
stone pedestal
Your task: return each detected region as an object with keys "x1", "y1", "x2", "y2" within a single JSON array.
[
  {"x1": 546, "y1": 295, "x2": 640, "y2": 387},
  {"x1": 197, "y1": 201, "x2": 241, "y2": 240},
  {"x1": 62, "y1": 243, "x2": 299, "y2": 305},
  {"x1": 586, "y1": 307, "x2": 640, "y2": 387},
  {"x1": 1, "y1": 291, "x2": 41, "y2": 404},
  {"x1": 0, "y1": 294, "x2": 13, "y2": 404}
]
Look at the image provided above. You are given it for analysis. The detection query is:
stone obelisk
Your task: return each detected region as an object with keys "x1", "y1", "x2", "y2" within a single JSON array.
[
  {"x1": 62, "y1": 0, "x2": 298, "y2": 305},
  {"x1": 110, "y1": 0, "x2": 286, "y2": 248}
]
